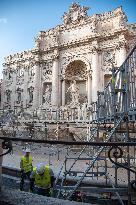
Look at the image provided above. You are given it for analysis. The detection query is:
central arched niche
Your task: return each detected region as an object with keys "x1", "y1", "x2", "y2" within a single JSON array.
[{"x1": 65, "y1": 60, "x2": 87, "y2": 105}]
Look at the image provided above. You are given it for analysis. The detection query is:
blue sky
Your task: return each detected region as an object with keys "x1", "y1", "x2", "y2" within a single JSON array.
[{"x1": 0, "y1": 0, "x2": 136, "y2": 79}]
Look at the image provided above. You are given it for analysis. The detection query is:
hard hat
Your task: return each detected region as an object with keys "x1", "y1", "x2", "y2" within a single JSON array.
[
  {"x1": 25, "y1": 148, "x2": 31, "y2": 153},
  {"x1": 36, "y1": 163, "x2": 45, "y2": 175}
]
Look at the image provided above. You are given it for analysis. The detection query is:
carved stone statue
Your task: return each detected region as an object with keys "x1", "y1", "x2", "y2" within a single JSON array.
[
  {"x1": 62, "y1": 12, "x2": 71, "y2": 24},
  {"x1": 6, "y1": 90, "x2": 11, "y2": 103},
  {"x1": 67, "y1": 80, "x2": 79, "y2": 106},
  {"x1": 35, "y1": 37, "x2": 41, "y2": 49},
  {"x1": 28, "y1": 86, "x2": 34, "y2": 103},
  {"x1": 43, "y1": 85, "x2": 51, "y2": 105},
  {"x1": 62, "y1": 3, "x2": 89, "y2": 25},
  {"x1": 70, "y1": 2, "x2": 80, "y2": 12},
  {"x1": 80, "y1": 6, "x2": 89, "y2": 19}
]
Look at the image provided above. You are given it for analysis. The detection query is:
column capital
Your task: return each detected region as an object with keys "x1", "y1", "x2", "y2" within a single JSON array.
[
  {"x1": 116, "y1": 40, "x2": 128, "y2": 50},
  {"x1": 23, "y1": 65, "x2": 29, "y2": 71},
  {"x1": 52, "y1": 49, "x2": 59, "y2": 60},
  {"x1": 91, "y1": 40, "x2": 100, "y2": 54},
  {"x1": 91, "y1": 46, "x2": 102, "y2": 55},
  {"x1": 2, "y1": 69, "x2": 7, "y2": 75},
  {"x1": 86, "y1": 69, "x2": 92, "y2": 77},
  {"x1": 34, "y1": 61, "x2": 41, "y2": 66},
  {"x1": 60, "y1": 74, "x2": 65, "y2": 81}
]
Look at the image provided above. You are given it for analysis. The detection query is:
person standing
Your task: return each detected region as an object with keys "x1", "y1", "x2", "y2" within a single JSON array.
[
  {"x1": 30, "y1": 163, "x2": 55, "y2": 196},
  {"x1": 20, "y1": 148, "x2": 33, "y2": 191}
]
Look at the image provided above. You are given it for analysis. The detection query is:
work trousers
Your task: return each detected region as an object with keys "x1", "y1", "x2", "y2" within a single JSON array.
[
  {"x1": 33, "y1": 187, "x2": 50, "y2": 196},
  {"x1": 20, "y1": 171, "x2": 32, "y2": 191}
]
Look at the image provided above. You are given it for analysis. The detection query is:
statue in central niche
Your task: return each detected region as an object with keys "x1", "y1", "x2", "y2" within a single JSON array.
[
  {"x1": 43, "y1": 85, "x2": 51, "y2": 106},
  {"x1": 67, "y1": 80, "x2": 79, "y2": 106}
]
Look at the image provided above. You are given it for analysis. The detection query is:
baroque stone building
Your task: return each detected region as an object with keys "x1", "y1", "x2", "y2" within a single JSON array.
[{"x1": 1, "y1": 3, "x2": 136, "y2": 111}]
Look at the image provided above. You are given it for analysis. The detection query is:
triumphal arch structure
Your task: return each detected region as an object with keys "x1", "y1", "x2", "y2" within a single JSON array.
[{"x1": 1, "y1": 2, "x2": 136, "y2": 112}]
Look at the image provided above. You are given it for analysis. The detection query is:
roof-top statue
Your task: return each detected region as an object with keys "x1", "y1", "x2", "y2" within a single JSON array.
[{"x1": 62, "y1": 2, "x2": 89, "y2": 25}]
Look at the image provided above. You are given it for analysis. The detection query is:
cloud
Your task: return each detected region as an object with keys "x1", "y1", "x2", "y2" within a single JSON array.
[{"x1": 0, "y1": 18, "x2": 7, "y2": 24}]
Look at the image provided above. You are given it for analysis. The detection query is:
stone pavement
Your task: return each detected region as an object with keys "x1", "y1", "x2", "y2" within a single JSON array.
[
  {"x1": 0, "y1": 187, "x2": 92, "y2": 205},
  {"x1": 2, "y1": 143, "x2": 129, "y2": 186}
]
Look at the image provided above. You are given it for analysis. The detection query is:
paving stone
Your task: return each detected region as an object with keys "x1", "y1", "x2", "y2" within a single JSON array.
[{"x1": 0, "y1": 187, "x2": 92, "y2": 205}]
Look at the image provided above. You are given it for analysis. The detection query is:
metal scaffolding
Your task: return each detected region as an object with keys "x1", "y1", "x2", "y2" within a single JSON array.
[{"x1": 0, "y1": 44, "x2": 136, "y2": 204}]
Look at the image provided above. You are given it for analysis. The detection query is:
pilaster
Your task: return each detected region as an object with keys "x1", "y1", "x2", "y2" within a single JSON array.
[
  {"x1": 87, "y1": 70, "x2": 92, "y2": 105},
  {"x1": 51, "y1": 50, "x2": 59, "y2": 106},
  {"x1": 23, "y1": 65, "x2": 29, "y2": 108},
  {"x1": 116, "y1": 39, "x2": 127, "y2": 67},
  {"x1": 91, "y1": 44, "x2": 99, "y2": 102},
  {"x1": 11, "y1": 69, "x2": 16, "y2": 110},
  {"x1": 33, "y1": 61, "x2": 41, "y2": 109},
  {"x1": 62, "y1": 78, "x2": 65, "y2": 106}
]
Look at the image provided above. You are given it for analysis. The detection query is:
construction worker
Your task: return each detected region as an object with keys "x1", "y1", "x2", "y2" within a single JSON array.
[
  {"x1": 30, "y1": 163, "x2": 55, "y2": 196},
  {"x1": 20, "y1": 148, "x2": 33, "y2": 191}
]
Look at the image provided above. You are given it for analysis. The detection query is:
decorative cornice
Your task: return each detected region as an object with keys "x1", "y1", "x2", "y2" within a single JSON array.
[{"x1": 115, "y1": 40, "x2": 128, "y2": 50}]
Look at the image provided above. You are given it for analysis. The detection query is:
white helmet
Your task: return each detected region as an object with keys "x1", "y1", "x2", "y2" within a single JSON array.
[
  {"x1": 25, "y1": 148, "x2": 31, "y2": 153},
  {"x1": 36, "y1": 163, "x2": 45, "y2": 175}
]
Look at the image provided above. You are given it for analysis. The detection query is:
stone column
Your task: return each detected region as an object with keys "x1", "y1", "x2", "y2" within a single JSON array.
[
  {"x1": 1, "y1": 69, "x2": 6, "y2": 109},
  {"x1": 116, "y1": 40, "x2": 127, "y2": 67},
  {"x1": 51, "y1": 53, "x2": 59, "y2": 107},
  {"x1": 23, "y1": 66, "x2": 28, "y2": 108},
  {"x1": 118, "y1": 45, "x2": 127, "y2": 66},
  {"x1": 91, "y1": 48, "x2": 99, "y2": 102},
  {"x1": 87, "y1": 70, "x2": 92, "y2": 105},
  {"x1": 33, "y1": 62, "x2": 41, "y2": 109},
  {"x1": 11, "y1": 69, "x2": 16, "y2": 110},
  {"x1": 62, "y1": 79, "x2": 65, "y2": 106}
]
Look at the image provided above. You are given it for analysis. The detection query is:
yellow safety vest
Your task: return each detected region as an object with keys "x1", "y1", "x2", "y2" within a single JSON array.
[
  {"x1": 33, "y1": 166, "x2": 51, "y2": 188},
  {"x1": 21, "y1": 155, "x2": 33, "y2": 173}
]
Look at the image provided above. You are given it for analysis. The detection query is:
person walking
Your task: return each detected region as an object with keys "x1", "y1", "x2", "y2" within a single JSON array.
[
  {"x1": 20, "y1": 148, "x2": 33, "y2": 191},
  {"x1": 30, "y1": 163, "x2": 55, "y2": 196}
]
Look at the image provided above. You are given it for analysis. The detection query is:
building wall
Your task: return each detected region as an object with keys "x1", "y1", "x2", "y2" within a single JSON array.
[{"x1": 2, "y1": 3, "x2": 136, "y2": 111}]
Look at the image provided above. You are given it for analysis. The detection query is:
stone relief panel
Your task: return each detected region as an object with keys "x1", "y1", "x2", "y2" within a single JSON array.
[
  {"x1": 17, "y1": 67, "x2": 24, "y2": 77},
  {"x1": 16, "y1": 65, "x2": 24, "y2": 85},
  {"x1": 42, "y1": 61, "x2": 53, "y2": 82},
  {"x1": 97, "y1": 20, "x2": 113, "y2": 34},
  {"x1": 28, "y1": 66, "x2": 35, "y2": 82},
  {"x1": 16, "y1": 77, "x2": 24, "y2": 85},
  {"x1": 59, "y1": 25, "x2": 94, "y2": 45},
  {"x1": 102, "y1": 50, "x2": 116, "y2": 72}
]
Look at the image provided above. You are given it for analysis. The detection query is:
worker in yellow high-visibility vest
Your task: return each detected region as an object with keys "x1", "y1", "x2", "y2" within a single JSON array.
[
  {"x1": 30, "y1": 163, "x2": 55, "y2": 196},
  {"x1": 20, "y1": 148, "x2": 33, "y2": 191}
]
